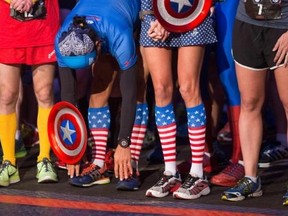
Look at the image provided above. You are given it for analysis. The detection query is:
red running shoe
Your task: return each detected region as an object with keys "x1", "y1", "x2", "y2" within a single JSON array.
[{"x1": 210, "y1": 162, "x2": 244, "y2": 187}]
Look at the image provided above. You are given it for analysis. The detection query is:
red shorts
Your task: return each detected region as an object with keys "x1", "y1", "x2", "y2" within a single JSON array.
[{"x1": 0, "y1": 45, "x2": 56, "y2": 65}]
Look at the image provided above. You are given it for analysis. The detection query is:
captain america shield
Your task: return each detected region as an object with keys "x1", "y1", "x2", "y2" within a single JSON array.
[
  {"x1": 153, "y1": 0, "x2": 212, "y2": 33},
  {"x1": 48, "y1": 101, "x2": 87, "y2": 164}
]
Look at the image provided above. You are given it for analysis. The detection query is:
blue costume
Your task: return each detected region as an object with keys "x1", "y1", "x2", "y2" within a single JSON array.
[
  {"x1": 56, "y1": 0, "x2": 141, "y2": 71},
  {"x1": 214, "y1": 0, "x2": 240, "y2": 107},
  {"x1": 214, "y1": 0, "x2": 242, "y2": 164},
  {"x1": 55, "y1": 0, "x2": 141, "y2": 148},
  {"x1": 206, "y1": 0, "x2": 243, "y2": 188}
]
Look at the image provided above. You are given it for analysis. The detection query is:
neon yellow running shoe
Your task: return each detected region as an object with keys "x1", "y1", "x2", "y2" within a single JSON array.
[
  {"x1": 0, "y1": 160, "x2": 20, "y2": 187},
  {"x1": 36, "y1": 158, "x2": 58, "y2": 183}
]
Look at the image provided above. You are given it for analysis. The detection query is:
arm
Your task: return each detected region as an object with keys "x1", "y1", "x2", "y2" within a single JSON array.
[{"x1": 114, "y1": 64, "x2": 138, "y2": 180}]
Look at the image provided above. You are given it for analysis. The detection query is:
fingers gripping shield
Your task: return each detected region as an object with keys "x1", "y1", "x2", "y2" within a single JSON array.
[
  {"x1": 153, "y1": 0, "x2": 212, "y2": 33},
  {"x1": 48, "y1": 102, "x2": 87, "y2": 164}
]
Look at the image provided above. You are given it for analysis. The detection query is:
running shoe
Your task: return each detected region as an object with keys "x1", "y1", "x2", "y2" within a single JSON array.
[
  {"x1": 283, "y1": 190, "x2": 288, "y2": 206},
  {"x1": 116, "y1": 173, "x2": 141, "y2": 191},
  {"x1": 36, "y1": 158, "x2": 58, "y2": 183},
  {"x1": 258, "y1": 141, "x2": 288, "y2": 168},
  {"x1": 210, "y1": 162, "x2": 244, "y2": 187},
  {"x1": 0, "y1": 160, "x2": 20, "y2": 187},
  {"x1": 221, "y1": 177, "x2": 263, "y2": 201},
  {"x1": 217, "y1": 122, "x2": 232, "y2": 142},
  {"x1": 15, "y1": 138, "x2": 28, "y2": 159},
  {"x1": 173, "y1": 174, "x2": 210, "y2": 200},
  {"x1": 203, "y1": 142, "x2": 229, "y2": 174},
  {"x1": 145, "y1": 171, "x2": 182, "y2": 198},
  {"x1": 69, "y1": 163, "x2": 110, "y2": 187}
]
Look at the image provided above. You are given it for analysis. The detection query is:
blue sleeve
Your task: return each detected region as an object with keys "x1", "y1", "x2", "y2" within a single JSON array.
[{"x1": 112, "y1": 30, "x2": 138, "y2": 70}]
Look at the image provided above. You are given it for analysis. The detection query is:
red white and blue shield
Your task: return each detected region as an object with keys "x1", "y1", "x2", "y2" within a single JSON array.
[
  {"x1": 153, "y1": 0, "x2": 212, "y2": 33},
  {"x1": 48, "y1": 101, "x2": 87, "y2": 164}
]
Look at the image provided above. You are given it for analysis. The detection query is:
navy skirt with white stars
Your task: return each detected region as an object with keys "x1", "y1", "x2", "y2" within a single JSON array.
[{"x1": 140, "y1": 0, "x2": 217, "y2": 47}]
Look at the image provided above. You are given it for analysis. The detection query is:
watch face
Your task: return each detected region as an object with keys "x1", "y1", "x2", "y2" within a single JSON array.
[{"x1": 119, "y1": 138, "x2": 130, "y2": 148}]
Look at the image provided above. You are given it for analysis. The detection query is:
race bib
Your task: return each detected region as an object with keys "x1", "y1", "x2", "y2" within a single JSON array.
[{"x1": 244, "y1": 0, "x2": 282, "y2": 20}]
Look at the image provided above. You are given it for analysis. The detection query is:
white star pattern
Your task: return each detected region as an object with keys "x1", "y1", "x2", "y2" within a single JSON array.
[
  {"x1": 139, "y1": 0, "x2": 217, "y2": 48},
  {"x1": 61, "y1": 121, "x2": 76, "y2": 144},
  {"x1": 134, "y1": 105, "x2": 148, "y2": 125},
  {"x1": 88, "y1": 108, "x2": 110, "y2": 129},
  {"x1": 187, "y1": 105, "x2": 206, "y2": 127},
  {"x1": 154, "y1": 104, "x2": 177, "y2": 163},
  {"x1": 156, "y1": 105, "x2": 175, "y2": 127},
  {"x1": 170, "y1": 0, "x2": 192, "y2": 13}
]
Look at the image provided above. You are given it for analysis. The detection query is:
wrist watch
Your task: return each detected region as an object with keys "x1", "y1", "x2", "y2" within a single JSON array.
[{"x1": 118, "y1": 137, "x2": 131, "y2": 148}]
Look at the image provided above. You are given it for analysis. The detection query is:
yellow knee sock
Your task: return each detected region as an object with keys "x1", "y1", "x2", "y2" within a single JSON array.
[
  {"x1": 0, "y1": 113, "x2": 16, "y2": 165},
  {"x1": 37, "y1": 107, "x2": 52, "y2": 162}
]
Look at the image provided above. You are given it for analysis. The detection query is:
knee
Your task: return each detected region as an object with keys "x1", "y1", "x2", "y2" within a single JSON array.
[
  {"x1": 241, "y1": 96, "x2": 263, "y2": 112},
  {"x1": 35, "y1": 88, "x2": 54, "y2": 107},
  {"x1": 179, "y1": 85, "x2": 200, "y2": 104},
  {"x1": 153, "y1": 84, "x2": 173, "y2": 103},
  {"x1": 0, "y1": 90, "x2": 18, "y2": 107}
]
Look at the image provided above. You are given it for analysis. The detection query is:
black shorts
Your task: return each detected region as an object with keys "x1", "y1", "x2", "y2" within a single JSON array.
[{"x1": 232, "y1": 19, "x2": 287, "y2": 70}]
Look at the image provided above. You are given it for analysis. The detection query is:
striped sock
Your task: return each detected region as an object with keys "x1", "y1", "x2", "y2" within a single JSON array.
[
  {"x1": 187, "y1": 103, "x2": 206, "y2": 178},
  {"x1": 155, "y1": 103, "x2": 177, "y2": 175},
  {"x1": 88, "y1": 107, "x2": 110, "y2": 168},
  {"x1": 130, "y1": 103, "x2": 148, "y2": 172}
]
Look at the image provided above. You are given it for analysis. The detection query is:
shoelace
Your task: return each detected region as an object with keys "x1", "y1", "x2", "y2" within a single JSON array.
[
  {"x1": 181, "y1": 175, "x2": 198, "y2": 189},
  {"x1": 233, "y1": 177, "x2": 253, "y2": 192},
  {"x1": 81, "y1": 164, "x2": 97, "y2": 176},
  {"x1": 155, "y1": 174, "x2": 171, "y2": 186},
  {"x1": 0, "y1": 162, "x2": 9, "y2": 174},
  {"x1": 42, "y1": 159, "x2": 53, "y2": 172}
]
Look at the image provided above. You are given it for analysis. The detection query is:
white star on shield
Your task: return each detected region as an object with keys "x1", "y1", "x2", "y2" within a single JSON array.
[
  {"x1": 170, "y1": 0, "x2": 192, "y2": 12},
  {"x1": 61, "y1": 121, "x2": 76, "y2": 144}
]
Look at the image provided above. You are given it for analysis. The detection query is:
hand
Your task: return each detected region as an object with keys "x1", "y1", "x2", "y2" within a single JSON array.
[
  {"x1": 147, "y1": 20, "x2": 170, "y2": 42},
  {"x1": 10, "y1": 0, "x2": 33, "y2": 13},
  {"x1": 114, "y1": 146, "x2": 132, "y2": 181},
  {"x1": 273, "y1": 31, "x2": 288, "y2": 67},
  {"x1": 67, "y1": 164, "x2": 80, "y2": 178}
]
